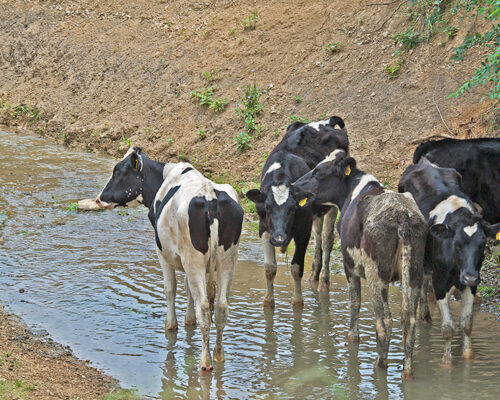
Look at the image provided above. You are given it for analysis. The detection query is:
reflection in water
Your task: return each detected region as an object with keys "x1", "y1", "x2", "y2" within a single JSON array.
[{"x1": 0, "y1": 129, "x2": 499, "y2": 399}]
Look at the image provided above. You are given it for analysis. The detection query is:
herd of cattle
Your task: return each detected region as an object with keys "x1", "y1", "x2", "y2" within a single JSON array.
[{"x1": 95, "y1": 116, "x2": 500, "y2": 379}]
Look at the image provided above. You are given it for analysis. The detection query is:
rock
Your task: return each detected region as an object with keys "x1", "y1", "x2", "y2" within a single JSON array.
[{"x1": 77, "y1": 199, "x2": 102, "y2": 211}]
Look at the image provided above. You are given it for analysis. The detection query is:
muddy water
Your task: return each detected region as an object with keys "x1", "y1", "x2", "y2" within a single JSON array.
[{"x1": 0, "y1": 129, "x2": 499, "y2": 399}]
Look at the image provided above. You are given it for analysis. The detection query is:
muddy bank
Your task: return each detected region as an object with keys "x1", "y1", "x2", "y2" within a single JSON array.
[
  {"x1": 0, "y1": 305, "x2": 115, "y2": 400},
  {"x1": 0, "y1": 0, "x2": 497, "y2": 189}
]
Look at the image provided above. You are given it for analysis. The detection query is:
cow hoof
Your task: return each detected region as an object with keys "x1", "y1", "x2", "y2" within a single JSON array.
[
  {"x1": 200, "y1": 365, "x2": 214, "y2": 375},
  {"x1": 347, "y1": 334, "x2": 360, "y2": 343},
  {"x1": 213, "y1": 352, "x2": 225, "y2": 363},
  {"x1": 401, "y1": 371, "x2": 413, "y2": 381},
  {"x1": 463, "y1": 349, "x2": 474, "y2": 360},
  {"x1": 165, "y1": 322, "x2": 179, "y2": 331}
]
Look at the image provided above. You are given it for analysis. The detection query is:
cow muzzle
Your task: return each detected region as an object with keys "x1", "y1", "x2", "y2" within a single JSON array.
[
  {"x1": 95, "y1": 197, "x2": 114, "y2": 210},
  {"x1": 460, "y1": 271, "x2": 480, "y2": 287},
  {"x1": 270, "y1": 233, "x2": 289, "y2": 247}
]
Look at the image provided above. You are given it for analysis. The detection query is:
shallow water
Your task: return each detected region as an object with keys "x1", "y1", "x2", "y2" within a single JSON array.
[{"x1": 0, "y1": 129, "x2": 499, "y2": 399}]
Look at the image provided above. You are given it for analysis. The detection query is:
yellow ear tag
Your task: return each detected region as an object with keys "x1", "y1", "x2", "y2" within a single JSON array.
[
  {"x1": 345, "y1": 165, "x2": 351, "y2": 176},
  {"x1": 496, "y1": 231, "x2": 500, "y2": 241},
  {"x1": 299, "y1": 198, "x2": 308, "y2": 207},
  {"x1": 135, "y1": 159, "x2": 138, "y2": 169}
]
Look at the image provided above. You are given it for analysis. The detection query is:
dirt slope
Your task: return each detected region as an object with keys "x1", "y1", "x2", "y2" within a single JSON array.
[{"x1": 0, "y1": 0, "x2": 496, "y2": 188}]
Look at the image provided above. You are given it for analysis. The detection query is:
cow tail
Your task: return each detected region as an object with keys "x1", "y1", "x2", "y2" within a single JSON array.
[
  {"x1": 398, "y1": 227, "x2": 411, "y2": 319},
  {"x1": 207, "y1": 212, "x2": 218, "y2": 319}
]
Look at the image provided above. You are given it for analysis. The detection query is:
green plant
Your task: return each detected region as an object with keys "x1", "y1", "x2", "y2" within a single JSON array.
[
  {"x1": 233, "y1": 131, "x2": 253, "y2": 151},
  {"x1": 244, "y1": 10, "x2": 258, "y2": 30},
  {"x1": 66, "y1": 202, "x2": 78, "y2": 212},
  {"x1": 234, "y1": 80, "x2": 267, "y2": 150},
  {"x1": 385, "y1": 59, "x2": 405, "y2": 78},
  {"x1": 12, "y1": 103, "x2": 30, "y2": 118},
  {"x1": 202, "y1": 68, "x2": 220, "y2": 82},
  {"x1": 449, "y1": 0, "x2": 499, "y2": 100},
  {"x1": 443, "y1": 25, "x2": 458, "y2": 38},
  {"x1": 102, "y1": 387, "x2": 141, "y2": 400},
  {"x1": 293, "y1": 95, "x2": 302, "y2": 103},
  {"x1": 288, "y1": 115, "x2": 310, "y2": 123},
  {"x1": 121, "y1": 136, "x2": 131, "y2": 147},
  {"x1": 478, "y1": 285, "x2": 497, "y2": 298},
  {"x1": 326, "y1": 42, "x2": 345, "y2": 53},
  {"x1": 392, "y1": 28, "x2": 422, "y2": 49},
  {"x1": 272, "y1": 128, "x2": 280, "y2": 137},
  {"x1": 190, "y1": 86, "x2": 228, "y2": 112},
  {"x1": 197, "y1": 129, "x2": 206, "y2": 140}
]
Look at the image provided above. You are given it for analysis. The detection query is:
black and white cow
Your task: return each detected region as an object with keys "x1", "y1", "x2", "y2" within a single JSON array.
[
  {"x1": 293, "y1": 150, "x2": 427, "y2": 379},
  {"x1": 246, "y1": 117, "x2": 348, "y2": 307},
  {"x1": 96, "y1": 147, "x2": 243, "y2": 373},
  {"x1": 413, "y1": 138, "x2": 500, "y2": 223},
  {"x1": 398, "y1": 159, "x2": 500, "y2": 364}
]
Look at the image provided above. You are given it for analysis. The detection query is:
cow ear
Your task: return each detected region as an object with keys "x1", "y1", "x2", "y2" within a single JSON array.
[
  {"x1": 340, "y1": 157, "x2": 356, "y2": 177},
  {"x1": 292, "y1": 188, "x2": 315, "y2": 208},
  {"x1": 430, "y1": 224, "x2": 454, "y2": 239},
  {"x1": 246, "y1": 189, "x2": 266, "y2": 204},
  {"x1": 484, "y1": 223, "x2": 500, "y2": 240},
  {"x1": 130, "y1": 152, "x2": 143, "y2": 171}
]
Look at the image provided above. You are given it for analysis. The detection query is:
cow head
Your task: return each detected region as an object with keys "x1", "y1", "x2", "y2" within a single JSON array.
[
  {"x1": 293, "y1": 149, "x2": 355, "y2": 209},
  {"x1": 96, "y1": 147, "x2": 145, "y2": 209},
  {"x1": 430, "y1": 213, "x2": 500, "y2": 287},
  {"x1": 246, "y1": 181, "x2": 312, "y2": 247}
]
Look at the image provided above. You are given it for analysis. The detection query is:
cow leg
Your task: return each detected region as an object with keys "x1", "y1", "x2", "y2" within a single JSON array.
[
  {"x1": 347, "y1": 275, "x2": 361, "y2": 342},
  {"x1": 184, "y1": 276, "x2": 196, "y2": 326},
  {"x1": 460, "y1": 286, "x2": 475, "y2": 360},
  {"x1": 187, "y1": 271, "x2": 213, "y2": 373},
  {"x1": 437, "y1": 291, "x2": 455, "y2": 365},
  {"x1": 417, "y1": 274, "x2": 432, "y2": 324},
  {"x1": 309, "y1": 216, "x2": 323, "y2": 284},
  {"x1": 401, "y1": 280, "x2": 420, "y2": 380},
  {"x1": 291, "y1": 229, "x2": 311, "y2": 308},
  {"x1": 318, "y1": 207, "x2": 337, "y2": 292},
  {"x1": 262, "y1": 232, "x2": 277, "y2": 309},
  {"x1": 367, "y1": 278, "x2": 392, "y2": 369},
  {"x1": 213, "y1": 251, "x2": 236, "y2": 363},
  {"x1": 157, "y1": 251, "x2": 178, "y2": 331}
]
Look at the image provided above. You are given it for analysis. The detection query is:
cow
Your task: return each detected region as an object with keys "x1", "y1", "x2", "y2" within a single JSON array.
[
  {"x1": 398, "y1": 159, "x2": 500, "y2": 365},
  {"x1": 413, "y1": 138, "x2": 500, "y2": 223},
  {"x1": 246, "y1": 116, "x2": 348, "y2": 307},
  {"x1": 293, "y1": 149, "x2": 427, "y2": 379},
  {"x1": 96, "y1": 147, "x2": 243, "y2": 373}
]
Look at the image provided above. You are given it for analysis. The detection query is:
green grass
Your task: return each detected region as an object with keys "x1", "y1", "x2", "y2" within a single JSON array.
[
  {"x1": 0, "y1": 379, "x2": 37, "y2": 399},
  {"x1": 244, "y1": 10, "x2": 258, "y2": 30},
  {"x1": 65, "y1": 202, "x2": 79, "y2": 212},
  {"x1": 478, "y1": 285, "x2": 497, "y2": 298},
  {"x1": 190, "y1": 87, "x2": 228, "y2": 112}
]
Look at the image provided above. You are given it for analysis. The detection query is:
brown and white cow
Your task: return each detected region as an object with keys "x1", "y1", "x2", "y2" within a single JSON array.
[
  {"x1": 96, "y1": 147, "x2": 243, "y2": 373},
  {"x1": 293, "y1": 150, "x2": 427, "y2": 379}
]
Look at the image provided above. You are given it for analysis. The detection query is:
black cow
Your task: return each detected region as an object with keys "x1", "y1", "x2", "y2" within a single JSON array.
[
  {"x1": 96, "y1": 147, "x2": 243, "y2": 373},
  {"x1": 246, "y1": 117, "x2": 348, "y2": 307},
  {"x1": 398, "y1": 159, "x2": 500, "y2": 365},
  {"x1": 413, "y1": 138, "x2": 500, "y2": 223},
  {"x1": 293, "y1": 150, "x2": 427, "y2": 379}
]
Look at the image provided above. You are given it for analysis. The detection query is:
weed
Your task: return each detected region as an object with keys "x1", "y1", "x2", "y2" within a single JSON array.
[
  {"x1": 197, "y1": 129, "x2": 206, "y2": 140},
  {"x1": 272, "y1": 128, "x2": 280, "y2": 137},
  {"x1": 12, "y1": 103, "x2": 30, "y2": 118},
  {"x1": 443, "y1": 25, "x2": 458, "y2": 39},
  {"x1": 293, "y1": 95, "x2": 302, "y2": 103},
  {"x1": 0, "y1": 379, "x2": 36, "y2": 400},
  {"x1": 66, "y1": 202, "x2": 78, "y2": 212},
  {"x1": 202, "y1": 67, "x2": 220, "y2": 82},
  {"x1": 385, "y1": 59, "x2": 404, "y2": 78},
  {"x1": 392, "y1": 28, "x2": 422, "y2": 49},
  {"x1": 190, "y1": 86, "x2": 228, "y2": 112},
  {"x1": 202, "y1": 31, "x2": 211, "y2": 39},
  {"x1": 121, "y1": 136, "x2": 131, "y2": 147},
  {"x1": 234, "y1": 80, "x2": 267, "y2": 150},
  {"x1": 326, "y1": 42, "x2": 345, "y2": 53},
  {"x1": 244, "y1": 10, "x2": 258, "y2": 30},
  {"x1": 288, "y1": 115, "x2": 310, "y2": 123},
  {"x1": 166, "y1": 138, "x2": 174, "y2": 146},
  {"x1": 478, "y1": 285, "x2": 497, "y2": 298},
  {"x1": 233, "y1": 132, "x2": 253, "y2": 151},
  {"x1": 178, "y1": 153, "x2": 187, "y2": 161}
]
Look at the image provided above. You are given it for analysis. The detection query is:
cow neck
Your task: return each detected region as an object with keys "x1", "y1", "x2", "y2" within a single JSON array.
[
  {"x1": 344, "y1": 170, "x2": 379, "y2": 208},
  {"x1": 140, "y1": 157, "x2": 166, "y2": 208}
]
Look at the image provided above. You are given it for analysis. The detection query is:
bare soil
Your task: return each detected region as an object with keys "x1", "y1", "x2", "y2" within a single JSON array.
[
  {"x1": 0, "y1": 0, "x2": 498, "y2": 396},
  {"x1": 0, "y1": 305, "x2": 114, "y2": 399}
]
